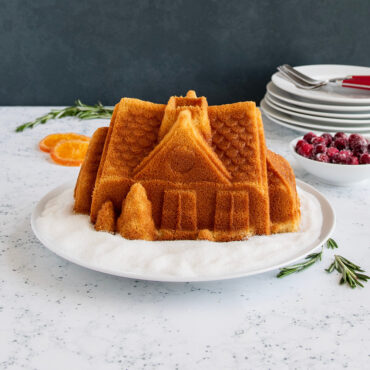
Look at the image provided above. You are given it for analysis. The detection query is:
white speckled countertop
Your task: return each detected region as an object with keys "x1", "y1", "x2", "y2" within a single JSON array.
[{"x1": 1, "y1": 107, "x2": 369, "y2": 370}]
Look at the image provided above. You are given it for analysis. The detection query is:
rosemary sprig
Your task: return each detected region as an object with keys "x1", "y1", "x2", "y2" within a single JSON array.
[
  {"x1": 277, "y1": 248, "x2": 323, "y2": 278},
  {"x1": 326, "y1": 238, "x2": 338, "y2": 249},
  {"x1": 277, "y1": 238, "x2": 336, "y2": 278},
  {"x1": 15, "y1": 100, "x2": 113, "y2": 132},
  {"x1": 326, "y1": 255, "x2": 369, "y2": 288},
  {"x1": 277, "y1": 238, "x2": 369, "y2": 289}
]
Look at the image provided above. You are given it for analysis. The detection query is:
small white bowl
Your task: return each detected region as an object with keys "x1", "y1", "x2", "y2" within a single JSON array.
[{"x1": 290, "y1": 137, "x2": 370, "y2": 186}]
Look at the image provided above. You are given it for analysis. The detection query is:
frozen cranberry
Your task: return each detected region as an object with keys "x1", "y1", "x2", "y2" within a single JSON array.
[
  {"x1": 295, "y1": 140, "x2": 306, "y2": 151},
  {"x1": 334, "y1": 137, "x2": 348, "y2": 150},
  {"x1": 349, "y1": 134, "x2": 365, "y2": 149},
  {"x1": 313, "y1": 143, "x2": 327, "y2": 155},
  {"x1": 311, "y1": 137, "x2": 325, "y2": 146},
  {"x1": 334, "y1": 132, "x2": 347, "y2": 140},
  {"x1": 332, "y1": 150, "x2": 352, "y2": 164},
  {"x1": 327, "y1": 147, "x2": 339, "y2": 159},
  {"x1": 348, "y1": 156, "x2": 359, "y2": 165},
  {"x1": 297, "y1": 142, "x2": 313, "y2": 158},
  {"x1": 326, "y1": 146, "x2": 339, "y2": 158},
  {"x1": 303, "y1": 132, "x2": 317, "y2": 144},
  {"x1": 360, "y1": 153, "x2": 370, "y2": 164},
  {"x1": 353, "y1": 143, "x2": 368, "y2": 157},
  {"x1": 321, "y1": 133, "x2": 333, "y2": 146},
  {"x1": 315, "y1": 153, "x2": 330, "y2": 163}
]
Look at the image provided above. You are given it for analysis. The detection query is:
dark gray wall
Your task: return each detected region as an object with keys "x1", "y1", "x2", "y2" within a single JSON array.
[{"x1": 0, "y1": 0, "x2": 369, "y2": 105}]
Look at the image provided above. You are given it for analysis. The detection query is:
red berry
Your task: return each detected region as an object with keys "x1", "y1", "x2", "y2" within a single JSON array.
[
  {"x1": 321, "y1": 133, "x2": 333, "y2": 146},
  {"x1": 349, "y1": 156, "x2": 359, "y2": 165},
  {"x1": 334, "y1": 132, "x2": 347, "y2": 140},
  {"x1": 360, "y1": 153, "x2": 370, "y2": 164},
  {"x1": 313, "y1": 143, "x2": 327, "y2": 155},
  {"x1": 327, "y1": 147, "x2": 339, "y2": 159},
  {"x1": 334, "y1": 137, "x2": 348, "y2": 150},
  {"x1": 303, "y1": 132, "x2": 317, "y2": 144},
  {"x1": 333, "y1": 150, "x2": 352, "y2": 164},
  {"x1": 349, "y1": 134, "x2": 367, "y2": 150},
  {"x1": 312, "y1": 136, "x2": 326, "y2": 146},
  {"x1": 295, "y1": 140, "x2": 306, "y2": 151},
  {"x1": 297, "y1": 142, "x2": 313, "y2": 158},
  {"x1": 353, "y1": 143, "x2": 367, "y2": 157},
  {"x1": 315, "y1": 153, "x2": 330, "y2": 163}
]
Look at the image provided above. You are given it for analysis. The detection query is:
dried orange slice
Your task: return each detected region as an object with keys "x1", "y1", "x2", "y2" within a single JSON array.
[
  {"x1": 50, "y1": 140, "x2": 90, "y2": 166},
  {"x1": 39, "y1": 133, "x2": 90, "y2": 153}
]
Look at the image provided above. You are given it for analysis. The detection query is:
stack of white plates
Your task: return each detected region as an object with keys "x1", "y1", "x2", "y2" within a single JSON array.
[{"x1": 261, "y1": 64, "x2": 370, "y2": 134}]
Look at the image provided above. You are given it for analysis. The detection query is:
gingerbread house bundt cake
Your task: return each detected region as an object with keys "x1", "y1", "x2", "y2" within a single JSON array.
[{"x1": 74, "y1": 91, "x2": 300, "y2": 242}]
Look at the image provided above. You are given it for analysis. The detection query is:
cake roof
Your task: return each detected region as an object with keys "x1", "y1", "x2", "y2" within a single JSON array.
[{"x1": 97, "y1": 91, "x2": 266, "y2": 185}]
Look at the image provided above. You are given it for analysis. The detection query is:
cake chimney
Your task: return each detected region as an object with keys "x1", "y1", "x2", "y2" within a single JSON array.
[{"x1": 158, "y1": 90, "x2": 211, "y2": 143}]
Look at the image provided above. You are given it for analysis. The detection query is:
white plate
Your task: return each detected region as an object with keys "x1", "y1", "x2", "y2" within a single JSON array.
[
  {"x1": 267, "y1": 82, "x2": 370, "y2": 112},
  {"x1": 262, "y1": 111, "x2": 309, "y2": 133},
  {"x1": 271, "y1": 65, "x2": 370, "y2": 104},
  {"x1": 263, "y1": 109, "x2": 370, "y2": 135},
  {"x1": 31, "y1": 182, "x2": 335, "y2": 282},
  {"x1": 265, "y1": 95, "x2": 370, "y2": 124},
  {"x1": 261, "y1": 99, "x2": 370, "y2": 133},
  {"x1": 266, "y1": 92, "x2": 370, "y2": 119}
]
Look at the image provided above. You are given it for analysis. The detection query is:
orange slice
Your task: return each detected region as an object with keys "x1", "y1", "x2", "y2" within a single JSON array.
[
  {"x1": 39, "y1": 133, "x2": 90, "y2": 153},
  {"x1": 50, "y1": 140, "x2": 90, "y2": 166}
]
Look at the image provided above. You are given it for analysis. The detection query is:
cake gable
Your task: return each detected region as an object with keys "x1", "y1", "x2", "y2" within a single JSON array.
[{"x1": 133, "y1": 110, "x2": 231, "y2": 184}]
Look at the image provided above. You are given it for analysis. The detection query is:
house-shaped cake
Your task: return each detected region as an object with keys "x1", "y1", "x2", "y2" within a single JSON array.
[{"x1": 74, "y1": 91, "x2": 300, "y2": 241}]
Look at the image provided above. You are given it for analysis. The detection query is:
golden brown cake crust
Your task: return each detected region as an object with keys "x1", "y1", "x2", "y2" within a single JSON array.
[
  {"x1": 95, "y1": 200, "x2": 116, "y2": 233},
  {"x1": 158, "y1": 91, "x2": 211, "y2": 143},
  {"x1": 74, "y1": 91, "x2": 300, "y2": 242},
  {"x1": 99, "y1": 98, "x2": 166, "y2": 179},
  {"x1": 117, "y1": 183, "x2": 156, "y2": 240},
  {"x1": 133, "y1": 110, "x2": 232, "y2": 184},
  {"x1": 267, "y1": 150, "x2": 300, "y2": 233},
  {"x1": 74, "y1": 127, "x2": 108, "y2": 214}
]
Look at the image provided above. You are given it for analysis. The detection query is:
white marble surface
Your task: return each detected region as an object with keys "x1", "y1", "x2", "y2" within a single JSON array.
[{"x1": 0, "y1": 107, "x2": 369, "y2": 370}]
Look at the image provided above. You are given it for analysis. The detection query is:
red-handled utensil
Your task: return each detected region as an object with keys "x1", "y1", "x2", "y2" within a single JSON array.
[
  {"x1": 277, "y1": 64, "x2": 370, "y2": 91},
  {"x1": 342, "y1": 76, "x2": 370, "y2": 91}
]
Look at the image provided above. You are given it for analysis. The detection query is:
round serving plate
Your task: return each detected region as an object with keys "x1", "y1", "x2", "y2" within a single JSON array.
[
  {"x1": 31, "y1": 181, "x2": 335, "y2": 282},
  {"x1": 271, "y1": 65, "x2": 370, "y2": 104},
  {"x1": 265, "y1": 94, "x2": 370, "y2": 124},
  {"x1": 266, "y1": 92, "x2": 370, "y2": 119},
  {"x1": 261, "y1": 99, "x2": 370, "y2": 133}
]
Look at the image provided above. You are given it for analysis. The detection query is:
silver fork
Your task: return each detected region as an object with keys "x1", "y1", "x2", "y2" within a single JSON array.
[
  {"x1": 277, "y1": 64, "x2": 370, "y2": 90},
  {"x1": 279, "y1": 64, "x2": 348, "y2": 86},
  {"x1": 277, "y1": 66, "x2": 317, "y2": 90}
]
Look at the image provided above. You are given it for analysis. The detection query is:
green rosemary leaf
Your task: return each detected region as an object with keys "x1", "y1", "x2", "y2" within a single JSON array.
[
  {"x1": 339, "y1": 256, "x2": 363, "y2": 271},
  {"x1": 355, "y1": 280, "x2": 364, "y2": 288},
  {"x1": 325, "y1": 262, "x2": 335, "y2": 273},
  {"x1": 326, "y1": 255, "x2": 369, "y2": 289},
  {"x1": 357, "y1": 273, "x2": 370, "y2": 281},
  {"x1": 15, "y1": 100, "x2": 114, "y2": 132},
  {"x1": 277, "y1": 248, "x2": 323, "y2": 278},
  {"x1": 326, "y1": 238, "x2": 338, "y2": 249}
]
